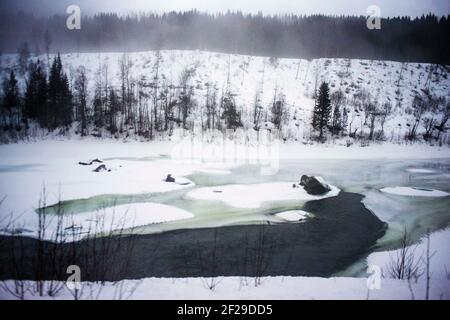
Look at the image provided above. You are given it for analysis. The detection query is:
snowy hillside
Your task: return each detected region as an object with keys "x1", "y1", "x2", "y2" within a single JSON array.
[{"x1": 1, "y1": 50, "x2": 449, "y2": 142}]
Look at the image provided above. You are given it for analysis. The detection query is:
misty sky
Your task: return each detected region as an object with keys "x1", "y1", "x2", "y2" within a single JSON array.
[{"x1": 1, "y1": 0, "x2": 449, "y2": 18}]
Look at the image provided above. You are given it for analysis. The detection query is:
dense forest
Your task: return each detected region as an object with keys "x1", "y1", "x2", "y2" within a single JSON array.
[{"x1": 0, "y1": 11, "x2": 449, "y2": 64}]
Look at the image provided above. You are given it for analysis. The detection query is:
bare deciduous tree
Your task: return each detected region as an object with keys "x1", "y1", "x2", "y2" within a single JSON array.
[{"x1": 386, "y1": 228, "x2": 424, "y2": 281}]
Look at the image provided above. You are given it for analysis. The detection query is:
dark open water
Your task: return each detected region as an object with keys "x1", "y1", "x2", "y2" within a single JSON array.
[{"x1": 0, "y1": 191, "x2": 386, "y2": 281}]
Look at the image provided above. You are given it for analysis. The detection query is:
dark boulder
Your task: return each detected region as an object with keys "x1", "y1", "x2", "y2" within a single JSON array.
[
  {"x1": 165, "y1": 174, "x2": 175, "y2": 182},
  {"x1": 93, "y1": 164, "x2": 108, "y2": 172},
  {"x1": 300, "y1": 175, "x2": 331, "y2": 195},
  {"x1": 79, "y1": 158, "x2": 103, "y2": 166}
]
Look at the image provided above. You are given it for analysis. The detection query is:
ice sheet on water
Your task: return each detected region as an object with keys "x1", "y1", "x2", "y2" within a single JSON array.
[
  {"x1": 276, "y1": 210, "x2": 311, "y2": 222},
  {"x1": 380, "y1": 186, "x2": 450, "y2": 197},
  {"x1": 186, "y1": 182, "x2": 340, "y2": 208}
]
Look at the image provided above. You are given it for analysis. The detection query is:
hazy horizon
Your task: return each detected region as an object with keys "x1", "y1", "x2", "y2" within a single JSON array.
[{"x1": 1, "y1": 0, "x2": 449, "y2": 18}]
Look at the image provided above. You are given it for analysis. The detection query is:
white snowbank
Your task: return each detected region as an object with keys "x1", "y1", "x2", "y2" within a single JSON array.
[
  {"x1": 0, "y1": 203, "x2": 194, "y2": 240},
  {"x1": 380, "y1": 187, "x2": 450, "y2": 197},
  {"x1": 278, "y1": 143, "x2": 450, "y2": 160},
  {"x1": 1, "y1": 275, "x2": 448, "y2": 300},
  {"x1": 171, "y1": 135, "x2": 450, "y2": 162},
  {"x1": 367, "y1": 228, "x2": 450, "y2": 297},
  {"x1": 186, "y1": 182, "x2": 340, "y2": 208},
  {"x1": 406, "y1": 168, "x2": 437, "y2": 173},
  {"x1": 63, "y1": 202, "x2": 193, "y2": 232},
  {"x1": 276, "y1": 210, "x2": 311, "y2": 222}
]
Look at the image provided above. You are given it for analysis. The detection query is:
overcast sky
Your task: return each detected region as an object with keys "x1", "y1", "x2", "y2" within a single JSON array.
[{"x1": 1, "y1": 0, "x2": 449, "y2": 18}]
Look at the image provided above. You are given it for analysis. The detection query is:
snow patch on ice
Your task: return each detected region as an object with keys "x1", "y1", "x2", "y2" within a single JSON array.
[
  {"x1": 71, "y1": 202, "x2": 194, "y2": 229},
  {"x1": 186, "y1": 182, "x2": 340, "y2": 208},
  {"x1": 380, "y1": 186, "x2": 449, "y2": 197},
  {"x1": 0, "y1": 202, "x2": 194, "y2": 240},
  {"x1": 406, "y1": 168, "x2": 437, "y2": 174},
  {"x1": 276, "y1": 210, "x2": 311, "y2": 222}
]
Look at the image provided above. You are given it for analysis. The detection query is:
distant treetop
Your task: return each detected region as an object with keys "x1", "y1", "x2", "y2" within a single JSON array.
[{"x1": 0, "y1": 11, "x2": 449, "y2": 64}]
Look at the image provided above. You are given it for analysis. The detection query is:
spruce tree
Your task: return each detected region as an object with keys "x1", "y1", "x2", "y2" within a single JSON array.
[
  {"x1": 24, "y1": 61, "x2": 38, "y2": 119},
  {"x1": 108, "y1": 89, "x2": 118, "y2": 134},
  {"x1": 311, "y1": 82, "x2": 332, "y2": 140},
  {"x1": 93, "y1": 87, "x2": 104, "y2": 128},
  {"x1": 341, "y1": 107, "x2": 349, "y2": 135},
  {"x1": 74, "y1": 68, "x2": 88, "y2": 136},
  {"x1": 47, "y1": 55, "x2": 61, "y2": 128},
  {"x1": 47, "y1": 54, "x2": 72, "y2": 129},
  {"x1": 17, "y1": 42, "x2": 30, "y2": 76},
  {"x1": 37, "y1": 66, "x2": 48, "y2": 128},
  {"x1": 24, "y1": 60, "x2": 47, "y2": 121},
  {"x1": 331, "y1": 104, "x2": 342, "y2": 135},
  {"x1": 221, "y1": 91, "x2": 242, "y2": 130},
  {"x1": 2, "y1": 70, "x2": 20, "y2": 128},
  {"x1": 60, "y1": 72, "x2": 73, "y2": 127}
]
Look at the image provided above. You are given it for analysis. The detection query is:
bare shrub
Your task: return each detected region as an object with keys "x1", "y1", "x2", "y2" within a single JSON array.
[
  {"x1": 1, "y1": 188, "x2": 143, "y2": 300},
  {"x1": 197, "y1": 228, "x2": 224, "y2": 291},
  {"x1": 386, "y1": 228, "x2": 424, "y2": 281}
]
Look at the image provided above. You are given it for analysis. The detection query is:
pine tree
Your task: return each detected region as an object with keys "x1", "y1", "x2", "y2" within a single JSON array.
[
  {"x1": 35, "y1": 67, "x2": 48, "y2": 128},
  {"x1": 93, "y1": 87, "x2": 104, "y2": 128},
  {"x1": 271, "y1": 90, "x2": 286, "y2": 131},
  {"x1": 2, "y1": 70, "x2": 21, "y2": 128},
  {"x1": 24, "y1": 62, "x2": 39, "y2": 119},
  {"x1": 330, "y1": 90, "x2": 345, "y2": 136},
  {"x1": 331, "y1": 104, "x2": 342, "y2": 135},
  {"x1": 47, "y1": 55, "x2": 61, "y2": 128},
  {"x1": 17, "y1": 42, "x2": 30, "y2": 76},
  {"x1": 108, "y1": 88, "x2": 118, "y2": 134},
  {"x1": 47, "y1": 54, "x2": 72, "y2": 129},
  {"x1": 74, "y1": 68, "x2": 88, "y2": 136},
  {"x1": 60, "y1": 73, "x2": 73, "y2": 127},
  {"x1": 221, "y1": 91, "x2": 242, "y2": 130},
  {"x1": 341, "y1": 107, "x2": 349, "y2": 135},
  {"x1": 311, "y1": 82, "x2": 332, "y2": 140},
  {"x1": 24, "y1": 60, "x2": 47, "y2": 121}
]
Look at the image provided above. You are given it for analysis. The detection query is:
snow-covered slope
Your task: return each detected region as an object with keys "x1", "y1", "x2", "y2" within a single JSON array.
[{"x1": 1, "y1": 50, "x2": 449, "y2": 141}]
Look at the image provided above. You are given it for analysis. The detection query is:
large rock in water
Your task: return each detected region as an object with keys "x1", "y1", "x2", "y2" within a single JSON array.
[
  {"x1": 93, "y1": 164, "x2": 108, "y2": 172},
  {"x1": 165, "y1": 174, "x2": 175, "y2": 182},
  {"x1": 79, "y1": 158, "x2": 103, "y2": 166},
  {"x1": 300, "y1": 175, "x2": 331, "y2": 195}
]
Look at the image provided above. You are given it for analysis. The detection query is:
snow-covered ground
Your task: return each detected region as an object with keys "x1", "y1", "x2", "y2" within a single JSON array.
[
  {"x1": 368, "y1": 228, "x2": 450, "y2": 287},
  {"x1": 1, "y1": 229, "x2": 449, "y2": 300},
  {"x1": 0, "y1": 276, "x2": 446, "y2": 300}
]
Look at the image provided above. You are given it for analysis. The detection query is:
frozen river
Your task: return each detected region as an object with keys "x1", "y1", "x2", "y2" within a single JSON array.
[
  {"x1": 33, "y1": 156, "x2": 450, "y2": 276},
  {"x1": 0, "y1": 141, "x2": 449, "y2": 278}
]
